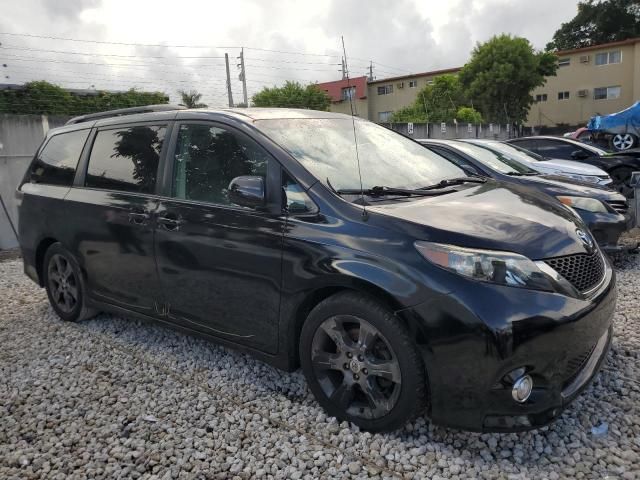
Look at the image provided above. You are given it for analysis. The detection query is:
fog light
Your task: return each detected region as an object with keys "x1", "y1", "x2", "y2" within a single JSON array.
[{"x1": 512, "y1": 375, "x2": 533, "y2": 403}]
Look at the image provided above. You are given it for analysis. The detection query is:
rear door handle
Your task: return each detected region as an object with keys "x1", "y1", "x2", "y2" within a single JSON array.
[
  {"x1": 128, "y1": 211, "x2": 150, "y2": 225},
  {"x1": 158, "y1": 214, "x2": 184, "y2": 231}
]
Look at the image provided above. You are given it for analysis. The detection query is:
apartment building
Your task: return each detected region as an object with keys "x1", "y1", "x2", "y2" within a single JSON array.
[
  {"x1": 317, "y1": 38, "x2": 640, "y2": 128},
  {"x1": 316, "y1": 76, "x2": 369, "y2": 119},
  {"x1": 528, "y1": 37, "x2": 640, "y2": 127}
]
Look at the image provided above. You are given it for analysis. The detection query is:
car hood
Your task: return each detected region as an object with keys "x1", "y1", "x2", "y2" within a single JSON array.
[
  {"x1": 524, "y1": 175, "x2": 621, "y2": 199},
  {"x1": 536, "y1": 159, "x2": 608, "y2": 176},
  {"x1": 369, "y1": 181, "x2": 592, "y2": 260}
]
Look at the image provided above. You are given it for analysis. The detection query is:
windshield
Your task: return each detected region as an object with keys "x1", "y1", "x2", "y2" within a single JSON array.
[
  {"x1": 255, "y1": 118, "x2": 465, "y2": 190},
  {"x1": 451, "y1": 142, "x2": 537, "y2": 175},
  {"x1": 563, "y1": 138, "x2": 608, "y2": 156}
]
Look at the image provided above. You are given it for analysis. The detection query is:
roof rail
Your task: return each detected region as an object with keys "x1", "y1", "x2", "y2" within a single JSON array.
[{"x1": 65, "y1": 104, "x2": 187, "y2": 125}]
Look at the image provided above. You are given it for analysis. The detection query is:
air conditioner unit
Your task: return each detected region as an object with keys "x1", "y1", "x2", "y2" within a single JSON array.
[
  {"x1": 580, "y1": 55, "x2": 590, "y2": 63},
  {"x1": 577, "y1": 89, "x2": 588, "y2": 97},
  {"x1": 397, "y1": 82, "x2": 404, "y2": 89}
]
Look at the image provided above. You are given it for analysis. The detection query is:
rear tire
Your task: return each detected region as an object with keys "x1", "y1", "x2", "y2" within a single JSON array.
[
  {"x1": 43, "y1": 243, "x2": 98, "y2": 322},
  {"x1": 299, "y1": 291, "x2": 427, "y2": 432}
]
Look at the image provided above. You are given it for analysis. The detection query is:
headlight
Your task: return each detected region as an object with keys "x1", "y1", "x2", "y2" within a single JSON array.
[
  {"x1": 414, "y1": 242, "x2": 554, "y2": 291},
  {"x1": 557, "y1": 196, "x2": 608, "y2": 213}
]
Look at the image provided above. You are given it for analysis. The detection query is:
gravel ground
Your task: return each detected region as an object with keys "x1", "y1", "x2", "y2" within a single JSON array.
[{"x1": 1, "y1": 253, "x2": 640, "y2": 480}]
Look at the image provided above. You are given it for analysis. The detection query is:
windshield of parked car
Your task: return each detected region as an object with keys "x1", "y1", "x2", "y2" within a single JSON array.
[
  {"x1": 563, "y1": 138, "x2": 608, "y2": 156},
  {"x1": 451, "y1": 142, "x2": 537, "y2": 175},
  {"x1": 255, "y1": 118, "x2": 465, "y2": 191}
]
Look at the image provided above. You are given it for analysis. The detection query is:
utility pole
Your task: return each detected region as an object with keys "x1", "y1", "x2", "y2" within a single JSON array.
[
  {"x1": 368, "y1": 61, "x2": 374, "y2": 82},
  {"x1": 225, "y1": 53, "x2": 234, "y2": 107},
  {"x1": 238, "y1": 48, "x2": 248, "y2": 107},
  {"x1": 341, "y1": 57, "x2": 347, "y2": 79}
]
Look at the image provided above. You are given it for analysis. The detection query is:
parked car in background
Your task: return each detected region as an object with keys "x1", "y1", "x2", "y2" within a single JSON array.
[
  {"x1": 587, "y1": 101, "x2": 640, "y2": 151},
  {"x1": 470, "y1": 138, "x2": 612, "y2": 186},
  {"x1": 508, "y1": 136, "x2": 640, "y2": 197},
  {"x1": 18, "y1": 106, "x2": 615, "y2": 433},
  {"x1": 417, "y1": 139, "x2": 633, "y2": 254}
]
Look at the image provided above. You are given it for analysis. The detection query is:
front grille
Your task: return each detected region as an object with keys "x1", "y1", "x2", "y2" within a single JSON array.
[
  {"x1": 606, "y1": 199, "x2": 629, "y2": 215},
  {"x1": 563, "y1": 342, "x2": 597, "y2": 388},
  {"x1": 544, "y1": 251, "x2": 605, "y2": 293}
]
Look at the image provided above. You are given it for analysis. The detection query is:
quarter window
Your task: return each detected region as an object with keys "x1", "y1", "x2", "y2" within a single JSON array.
[
  {"x1": 283, "y1": 172, "x2": 315, "y2": 214},
  {"x1": 172, "y1": 123, "x2": 269, "y2": 206},
  {"x1": 29, "y1": 129, "x2": 90, "y2": 186},
  {"x1": 85, "y1": 125, "x2": 166, "y2": 193}
]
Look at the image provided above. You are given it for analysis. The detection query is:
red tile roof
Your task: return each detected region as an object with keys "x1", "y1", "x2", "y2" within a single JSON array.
[{"x1": 316, "y1": 76, "x2": 368, "y2": 102}]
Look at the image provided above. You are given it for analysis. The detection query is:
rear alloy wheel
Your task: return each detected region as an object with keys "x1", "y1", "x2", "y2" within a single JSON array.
[
  {"x1": 610, "y1": 167, "x2": 634, "y2": 198},
  {"x1": 43, "y1": 243, "x2": 97, "y2": 322},
  {"x1": 300, "y1": 292, "x2": 427, "y2": 432},
  {"x1": 611, "y1": 133, "x2": 637, "y2": 151}
]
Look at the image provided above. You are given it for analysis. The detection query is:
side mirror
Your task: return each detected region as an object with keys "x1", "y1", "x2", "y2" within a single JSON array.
[
  {"x1": 228, "y1": 175, "x2": 265, "y2": 208},
  {"x1": 571, "y1": 150, "x2": 589, "y2": 160}
]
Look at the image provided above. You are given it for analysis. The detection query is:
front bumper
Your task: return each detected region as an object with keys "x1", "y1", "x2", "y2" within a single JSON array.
[
  {"x1": 578, "y1": 209, "x2": 632, "y2": 253},
  {"x1": 405, "y1": 260, "x2": 616, "y2": 432}
]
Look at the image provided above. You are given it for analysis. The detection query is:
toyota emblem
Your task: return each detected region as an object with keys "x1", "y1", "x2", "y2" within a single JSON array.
[{"x1": 576, "y1": 229, "x2": 594, "y2": 252}]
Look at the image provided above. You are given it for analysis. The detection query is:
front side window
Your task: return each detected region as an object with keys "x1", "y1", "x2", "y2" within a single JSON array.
[
  {"x1": 256, "y1": 117, "x2": 465, "y2": 192},
  {"x1": 85, "y1": 125, "x2": 165, "y2": 193},
  {"x1": 172, "y1": 123, "x2": 269, "y2": 205},
  {"x1": 30, "y1": 129, "x2": 90, "y2": 186}
]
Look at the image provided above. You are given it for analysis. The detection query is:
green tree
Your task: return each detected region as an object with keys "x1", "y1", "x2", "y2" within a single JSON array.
[
  {"x1": 0, "y1": 81, "x2": 169, "y2": 115},
  {"x1": 390, "y1": 74, "x2": 475, "y2": 123},
  {"x1": 456, "y1": 106, "x2": 483, "y2": 124},
  {"x1": 178, "y1": 89, "x2": 207, "y2": 108},
  {"x1": 251, "y1": 81, "x2": 331, "y2": 110},
  {"x1": 547, "y1": 0, "x2": 640, "y2": 51},
  {"x1": 459, "y1": 35, "x2": 558, "y2": 125}
]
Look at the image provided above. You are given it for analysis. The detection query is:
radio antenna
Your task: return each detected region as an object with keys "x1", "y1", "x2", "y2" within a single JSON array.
[{"x1": 341, "y1": 36, "x2": 367, "y2": 219}]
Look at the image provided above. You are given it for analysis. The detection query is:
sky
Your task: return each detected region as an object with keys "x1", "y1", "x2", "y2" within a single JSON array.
[{"x1": 0, "y1": 0, "x2": 581, "y2": 107}]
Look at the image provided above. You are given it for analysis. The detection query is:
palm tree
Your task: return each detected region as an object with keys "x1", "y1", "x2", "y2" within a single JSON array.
[{"x1": 178, "y1": 90, "x2": 207, "y2": 108}]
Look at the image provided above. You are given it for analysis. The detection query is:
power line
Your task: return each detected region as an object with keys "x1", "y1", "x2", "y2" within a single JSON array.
[{"x1": 0, "y1": 44, "x2": 226, "y2": 59}]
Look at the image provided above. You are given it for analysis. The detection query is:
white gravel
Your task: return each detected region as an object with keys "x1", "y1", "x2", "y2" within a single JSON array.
[{"x1": 1, "y1": 254, "x2": 640, "y2": 479}]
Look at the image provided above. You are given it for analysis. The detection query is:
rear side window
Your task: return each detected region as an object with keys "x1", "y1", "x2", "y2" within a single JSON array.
[
  {"x1": 85, "y1": 125, "x2": 166, "y2": 194},
  {"x1": 29, "y1": 129, "x2": 90, "y2": 185}
]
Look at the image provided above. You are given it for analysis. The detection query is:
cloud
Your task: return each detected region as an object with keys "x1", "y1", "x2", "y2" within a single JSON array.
[{"x1": 0, "y1": 0, "x2": 581, "y2": 107}]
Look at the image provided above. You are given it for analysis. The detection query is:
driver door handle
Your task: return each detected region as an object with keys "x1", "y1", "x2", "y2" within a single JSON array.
[{"x1": 158, "y1": 214, "x2": 184, "y2": 231}]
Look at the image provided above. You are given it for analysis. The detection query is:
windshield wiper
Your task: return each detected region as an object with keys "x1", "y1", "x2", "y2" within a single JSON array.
[
  {"x1": 417, "y1": 176, "x2": 487, "y2": 190},
  {"x1": 336, "y1": 185, "x2": 454, "y2": 197}
]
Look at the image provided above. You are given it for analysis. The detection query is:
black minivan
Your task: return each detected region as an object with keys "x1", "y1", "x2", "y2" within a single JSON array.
[{"x1": 17, "y1": 107, "x2": 616, "y2": 432}]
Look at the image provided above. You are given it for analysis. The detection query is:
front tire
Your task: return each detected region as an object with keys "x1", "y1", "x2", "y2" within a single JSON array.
[
  {"x1": 611, "y1": 133, "x2": 637, "y2": 151},
  {"x1": 43, "y1": 243, "x2": 97, "y2": 322},
  {"x1": 299, "y1": 291, "x2": 427, "y2": 432}
]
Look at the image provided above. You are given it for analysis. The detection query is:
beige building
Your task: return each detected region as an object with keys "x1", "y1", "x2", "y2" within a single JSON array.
[
  {"x1": 528, "y1": 37, "x2": 640, "y2": 127},
  {"x1": 318, "y1": 38, "x2": 640, "y2": 128},
  {"x1": 365, "y1": 67, "x2": 460, "y2": 122}
]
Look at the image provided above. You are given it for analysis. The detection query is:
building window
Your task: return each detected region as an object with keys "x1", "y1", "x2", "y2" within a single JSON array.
[
  {"x1": 594, "y1": 86, "x2": 621, "y2": 100},
  {"x1": 426, "y1": 79, "x2": 434, "y2": 85},
  {"x1": 558, "y1": 91, "x2": 570, "y2": 100},
  {"x1": 378, "y1": 111, "x2": 392, "y2": 122},
  {"x1": 377, "y1": 85, "x2": 393, "y2": 95},
  {"x1": 558, "y1": 58, "x2": 570, "y2": 67},
  {"x1": 535, "y1": 93, "x2": 548, "y2": 102},
  {"x1": 341, "y1": 86, "x2": 355, "y2": 101},
  {"x1": 595, "y1": 50, "x2": 622, "y2": 66},
  {"x1": 409, "y1": 80, "x2": 418, "y2": 88}
]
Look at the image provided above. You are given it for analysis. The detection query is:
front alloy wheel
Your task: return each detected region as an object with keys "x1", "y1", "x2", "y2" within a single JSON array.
[
  {"x1": 300, "y1": 292, "x2": 427, "y2": 432},
  {"x1": 612, "y1": 133, "x2": 636, "y2": 151},
  {"x1": 311, "y1": 316, "x2": 402, "y2": 420}
]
